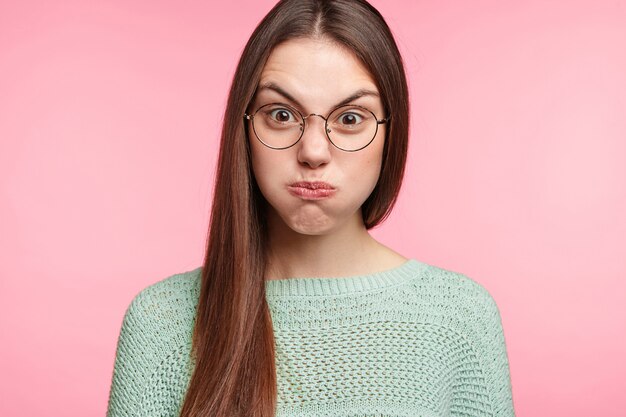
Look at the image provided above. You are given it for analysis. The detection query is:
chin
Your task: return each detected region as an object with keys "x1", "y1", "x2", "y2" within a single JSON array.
[
  {"x1": 284, "y1": 213, "x2": 336, "y2": 236},
  {"x1": 263, "y1": 196, "x2": 363, "y2": 237},
  {"x1": 288, "y1": 225, "x2": 333, "y2": 236}
]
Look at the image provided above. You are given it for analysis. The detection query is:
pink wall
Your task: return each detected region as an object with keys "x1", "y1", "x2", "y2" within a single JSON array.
[{"x1": 1, "y1": 1, "x2": 625, "y2": 416}]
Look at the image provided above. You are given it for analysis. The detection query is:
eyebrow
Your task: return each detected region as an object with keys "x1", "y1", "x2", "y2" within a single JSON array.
[{"x1": 256, "y1": 81, "x2": 380, "y2": 112}]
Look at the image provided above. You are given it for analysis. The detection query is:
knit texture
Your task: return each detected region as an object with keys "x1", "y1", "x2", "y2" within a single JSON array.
[{"x1": 106, "y1": 259, "x2": 515, "y2": 417}]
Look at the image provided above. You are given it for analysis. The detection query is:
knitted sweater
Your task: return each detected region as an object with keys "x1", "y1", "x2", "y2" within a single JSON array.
[{"x1": 106, "y1": 259, "x2": 515, "y2": 417}]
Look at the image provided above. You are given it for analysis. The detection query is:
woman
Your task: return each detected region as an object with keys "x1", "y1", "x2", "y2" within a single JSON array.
[{"x1": 106, "y1": 1, "x2": 515, "y2": 416}]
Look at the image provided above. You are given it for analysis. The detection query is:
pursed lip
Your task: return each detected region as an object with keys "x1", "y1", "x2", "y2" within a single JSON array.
[
  {"x1": 288, "y1": 181, "x2": 336, "y2": 190},
  {"x1": 287, "y1": 181, "x2": 336, "y2": 200}
]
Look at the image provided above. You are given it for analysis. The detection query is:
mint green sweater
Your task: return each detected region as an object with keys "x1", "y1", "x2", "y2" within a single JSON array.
[{"x1": 106, "y1": 259, "x2": 515, "y2": 416}]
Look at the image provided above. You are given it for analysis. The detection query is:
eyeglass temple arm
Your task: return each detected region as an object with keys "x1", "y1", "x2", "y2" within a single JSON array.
[{"x1": 377, "y1": 115, "x2": 391, "y2": 124}]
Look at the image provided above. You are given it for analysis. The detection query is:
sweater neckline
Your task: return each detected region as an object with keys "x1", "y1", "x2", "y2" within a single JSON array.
[{"x1": 264, "y1": 259, "x2": 427, "y2": 297}]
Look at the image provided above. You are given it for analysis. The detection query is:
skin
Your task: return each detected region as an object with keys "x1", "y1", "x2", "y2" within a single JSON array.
[{"x1": 247, "y1": 37, "x2": 407, "y2": 280}]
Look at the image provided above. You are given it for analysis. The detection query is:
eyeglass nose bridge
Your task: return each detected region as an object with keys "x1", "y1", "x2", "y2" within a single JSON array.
[
  {"x1": 301, "y1": 113, "x2": 332, "y2": 135},
  {"x1": 302, "y1": 113, "x2": 326, "y2": 121}
]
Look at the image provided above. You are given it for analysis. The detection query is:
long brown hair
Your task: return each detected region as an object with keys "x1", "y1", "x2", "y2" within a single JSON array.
[{"x1": 178, "y1": 1, "x2": 409, "y2": 416}]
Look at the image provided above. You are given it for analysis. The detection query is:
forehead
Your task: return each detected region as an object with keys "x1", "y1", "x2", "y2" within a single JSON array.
[{"x1": 255, "y1": 38, "x2": 381, "y2": 112}]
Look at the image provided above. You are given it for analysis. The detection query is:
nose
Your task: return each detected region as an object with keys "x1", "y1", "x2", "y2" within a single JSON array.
[{"x1": 297, "y1": 114, "x2": 332, "y2": 168}]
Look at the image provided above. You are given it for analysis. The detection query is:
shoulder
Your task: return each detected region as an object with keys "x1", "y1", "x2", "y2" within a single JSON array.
[
  {"x1": 120, "y1": 266, "x2": 203, "y2": 345},
  {"x1": 405, "y1": 261, "x2": 511, "y2": 371},
  {"x1": 128, "y1": 266, "x2": 202, "y2": 310},
  {"x1": 413, "y1": 261, "x2": 501, "y2": 312},
  {"x1": 405, "y1": 260, "x2": 505, "y2": 335}
]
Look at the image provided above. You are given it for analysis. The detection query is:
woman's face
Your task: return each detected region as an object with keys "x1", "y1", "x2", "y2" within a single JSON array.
[{"x1": 247, "y1": 37, "x2": 386, "y2": 236}]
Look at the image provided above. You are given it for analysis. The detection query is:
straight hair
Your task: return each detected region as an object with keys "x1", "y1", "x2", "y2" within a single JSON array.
[{"x1": 179, "y1": 1, "x2": 410, "y2": 416}]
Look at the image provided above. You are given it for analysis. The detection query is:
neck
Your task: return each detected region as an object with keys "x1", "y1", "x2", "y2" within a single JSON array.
[{"x1": 264, "y1": 208, "x2": 400, "y2": 280}]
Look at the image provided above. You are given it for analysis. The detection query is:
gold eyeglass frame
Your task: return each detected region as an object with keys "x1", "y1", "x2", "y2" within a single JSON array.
[{"x1": 243, "y1": 102, "x2": 391, "y2": 152}]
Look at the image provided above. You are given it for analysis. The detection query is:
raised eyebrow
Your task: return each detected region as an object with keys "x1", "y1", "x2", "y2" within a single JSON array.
[{"x1": 256, "y1": 81, "x2": 380, "y2": 113}]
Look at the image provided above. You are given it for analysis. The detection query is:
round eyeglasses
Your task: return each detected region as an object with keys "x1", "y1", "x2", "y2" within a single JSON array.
[{"x1": 243, "y1": 102, "x2": 391, "y2": 152}]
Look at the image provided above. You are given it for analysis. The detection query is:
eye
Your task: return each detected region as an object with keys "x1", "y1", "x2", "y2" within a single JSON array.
[
  {"x1": 337, "y1": 111, "x2": 364, "y2": 125},
  {"x1": 268, "y1": 108, "x2": 297, "y2": 123}
]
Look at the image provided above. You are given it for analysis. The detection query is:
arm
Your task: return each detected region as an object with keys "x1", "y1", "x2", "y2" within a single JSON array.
[
  {"x1": 478, "y1": 292, "x2": 516, "y2": 417},
  {"x1": 106, "y1": 296, "x2": 153, "y2": 417},
  {"x1": 449, "y1": 273, "x2": 516, "y2": 417}
]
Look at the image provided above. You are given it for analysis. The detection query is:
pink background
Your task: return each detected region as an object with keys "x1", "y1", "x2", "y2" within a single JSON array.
[{"x1": 1, "y1": 1, "x2": 625, "y2": 416}]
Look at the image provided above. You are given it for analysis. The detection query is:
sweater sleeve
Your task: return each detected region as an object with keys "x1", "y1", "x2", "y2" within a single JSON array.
[
  {"x1": 479, "y1": 290, "x2": 516, "y2": 416},
  {"x1": 105, "y1": 294, "x2": 154, "y2": 417},
  {"x1": 456, "y1": 280, "x2": 516, "y2": 417}
]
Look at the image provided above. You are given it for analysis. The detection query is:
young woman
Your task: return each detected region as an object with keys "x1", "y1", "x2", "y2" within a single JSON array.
[{"x1": 106, "y1": 1, "x2": 515, "y2": 416}]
